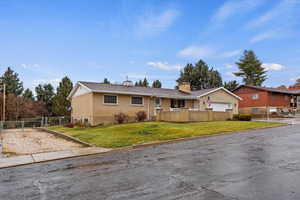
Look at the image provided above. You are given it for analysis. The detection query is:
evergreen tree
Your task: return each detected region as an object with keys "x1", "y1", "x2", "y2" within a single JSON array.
[
  {"x1": 224, "y1": 80, "x2": 239, "y2": 91},
  {"x1": 35, "y1": 83, "x2": 55, "y2": 115},
  {"x1": 52, "y1": 77, "x2": 73, "y2": 116},
  {"x1": 234, "y1": 50, "x2": 267, "y2": 86},
  {"x1": 103, "y1": 78, "x2": 110, "y2": 84},
  {"x1": 142, "y1": 78, "x2": 149, "y2": 87},
  {"x1": 176, "y1": 60, "x2": 222, "y2": 90},
  {"x1": 1, "y1": 67, "x2": 24, "y2": 95},
  {"x1": 22, "y1": 88, "x2": 34, "y2": 100},
  {"x1": 152, "y1": 80, "x2": 162, "y2": 88}
]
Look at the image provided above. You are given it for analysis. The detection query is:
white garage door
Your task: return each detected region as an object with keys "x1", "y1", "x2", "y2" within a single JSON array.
[{"x1": 211, "y1": 103, "x2": 231, "y2": 112}]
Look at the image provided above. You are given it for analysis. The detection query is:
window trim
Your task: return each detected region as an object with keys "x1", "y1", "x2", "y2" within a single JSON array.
[
  {"x1": 103, "y1": 94, "x2": 118, "y2": 105},
  {"x1": 130, "y1": 96, "x2": 144, "y2": 106}
]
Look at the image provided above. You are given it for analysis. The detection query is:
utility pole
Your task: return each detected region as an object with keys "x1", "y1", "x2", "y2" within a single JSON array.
[{"x1": 1, "y1": 83, "x2": 5, "y2": 122}]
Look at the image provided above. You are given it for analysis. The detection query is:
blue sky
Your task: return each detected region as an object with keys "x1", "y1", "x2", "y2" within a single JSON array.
[{"x1": 0, "y1": 0, "x2": 300, "y2": 90}]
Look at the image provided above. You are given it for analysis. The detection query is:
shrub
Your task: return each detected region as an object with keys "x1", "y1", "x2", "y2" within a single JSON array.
[
  {"x1": 136, "y1": 111, "x2": 147, "y2": 122},
  {"x1": 232, "y1": 114, "x2": 252, "y2": 121},
  {"x1": 114, "y1": 112, "x2": 129, "y2": 124},
  {"x1": 233, "y1": 114, "x2": 240, "y2": 121},
  {"x1": 64, "y1": 123, "x2": 74, "y2": 128},
  {"x1": 238, "y1": 114, "x2": 252, "y2": 121}
]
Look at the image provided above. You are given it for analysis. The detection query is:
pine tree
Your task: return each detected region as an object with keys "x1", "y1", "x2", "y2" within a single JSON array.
[
  {"x1": 1, "y1": 67, "x2": 24, "y2": 95},
  {"x1": 152, "y1": 80, "x2": 162, "y2": 88},
  {"x1": 142, "y1": 78, "x2": 149, "y2": 87},
  {"x1": 103, "y1": 78, "x2": 110, "y2": 84},
  {"x1": 234, "y1": 50, "x2": 267, "y2": 86},
  {"x1": 52, "y1": 77, "x2": 73, "y2": 116},
  {"x1": 176, "y1": 60, "x2": 222, "y2": 90},
  {"x1": 22, "y1": 88, "x2": 34, "y2": 100},
  {"x1": 35, "y1": 83, "x2": 55, "y2": 115},
  {"x1": 224, "y1": 80, "x2": 239, "y2": 91}
]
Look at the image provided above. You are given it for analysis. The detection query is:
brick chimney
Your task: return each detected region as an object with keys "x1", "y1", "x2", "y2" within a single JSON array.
[{"x1": 178, "y1": 82, "x2": 191, "y2": 93}]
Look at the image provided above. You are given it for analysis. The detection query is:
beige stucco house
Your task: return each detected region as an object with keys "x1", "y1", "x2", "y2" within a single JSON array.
[{"x1": 68, "y1": 81, "x2": 241, "y2": 126}]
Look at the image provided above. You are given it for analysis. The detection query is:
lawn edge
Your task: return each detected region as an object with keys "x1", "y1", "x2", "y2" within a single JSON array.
[{"x1": 37, "y1": 127, "x2": 94, "y2": 147}]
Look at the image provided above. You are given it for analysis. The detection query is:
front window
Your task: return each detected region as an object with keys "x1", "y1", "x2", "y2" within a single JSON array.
[
  {"x1": 251, "y1": 94, "x2": 259, "y2": 100},
  {"x1": 171, "y1": 99, "x2": 185, "y2": 108},
  {"x1": 104, "y1": 95, "x2": 117, "y2": 104},
  {"x1": 155, "y1": 98, "x2": 161, "y2": 107},
  {"x1": 131, "y1": 96, "x2": 143, "y2": 105}
]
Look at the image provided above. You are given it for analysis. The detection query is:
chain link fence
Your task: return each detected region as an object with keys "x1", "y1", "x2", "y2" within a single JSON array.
[{"x1": 0, "y1": 116, "x2": 71, "y2": 131}]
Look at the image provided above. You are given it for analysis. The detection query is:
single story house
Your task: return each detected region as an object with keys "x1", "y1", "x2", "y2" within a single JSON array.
[
  {"x1": 232, "y1": 85, "x2": 300, "y2": 116},
  {"x1": 68, "y1": 81, "x2": 241, "y2": 125}
]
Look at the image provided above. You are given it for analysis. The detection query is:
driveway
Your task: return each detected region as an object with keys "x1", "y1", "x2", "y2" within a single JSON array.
[
  {"x1": 1, "y1": 125, "x2": 300, "y2": 200},
  {"x1": 1, "y1": 128, "x2": 84, "y2": 156},
  {"x1": 254, "y1": 117, "x2": 300, "y2": 125}
]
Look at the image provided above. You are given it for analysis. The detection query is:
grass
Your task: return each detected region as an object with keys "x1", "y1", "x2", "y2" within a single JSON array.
[{"x1": 48, "y1": 121, "x2": 283, "y2": 148}]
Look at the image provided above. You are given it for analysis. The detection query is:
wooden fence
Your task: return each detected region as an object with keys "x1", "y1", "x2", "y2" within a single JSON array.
[{"x1": 156, "y1": 108, "x2": 233, "y2": 122}]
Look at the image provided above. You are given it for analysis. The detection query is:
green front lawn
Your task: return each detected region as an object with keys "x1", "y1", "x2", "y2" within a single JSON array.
[{"x1": 49, "y1": 121, "x2": 282, "y2": 148}]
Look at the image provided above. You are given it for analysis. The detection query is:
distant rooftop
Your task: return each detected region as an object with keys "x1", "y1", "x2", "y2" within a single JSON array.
[{"x1": 233, "y1": 85, "x2": 300, "y2": 95}]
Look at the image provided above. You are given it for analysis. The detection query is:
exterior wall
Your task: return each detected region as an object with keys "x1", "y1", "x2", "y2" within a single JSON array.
[
  {"x1": 233, "y1": 86, "x2": 300, "y2": 116},
  {"x1": 92, "y1": 93, "x2": 154, "y2": 125},
  {"x1": 198, "y1": 89, "x2": 239, "y2": 114},
  {"x1": 267, "y1": 92, "x2": 291, "y2": 107},
  {"x1": 71, "y1": 92, "x2": 94, "y2": 123},
  {"x1": 71, "y1": 89, "x2": 239, "y2": 125}
]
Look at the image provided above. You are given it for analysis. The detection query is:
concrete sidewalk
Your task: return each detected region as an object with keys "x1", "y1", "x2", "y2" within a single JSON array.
[{"x1": 0, "y1": 147, "x2": 111, "y2": 169}]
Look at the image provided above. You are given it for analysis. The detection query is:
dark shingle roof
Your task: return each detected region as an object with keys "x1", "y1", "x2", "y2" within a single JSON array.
[
  {"x1": 78, "y1": 81, "x2": 218, "y2": 99},
  {"x1": 233, "y1": 85, "x2": 300, "y2": 95}
]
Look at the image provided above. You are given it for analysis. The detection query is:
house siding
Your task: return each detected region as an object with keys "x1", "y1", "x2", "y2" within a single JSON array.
[
  {"x1": 233, "y1": 86, "x2": 296, "y2": 115},
  {"x1": 71, "y1": 88, "x2": 240, "y2": 125},
  {"x1": 198, "y1": 89, "x2": 239, "y2": 114}
]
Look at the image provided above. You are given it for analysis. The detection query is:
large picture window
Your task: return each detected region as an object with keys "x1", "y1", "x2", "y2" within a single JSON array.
[
  {"x1": 104, "y1": 95, "x2": 117, "y2": 104},
  {"x1": 131, "y1": 96, "x2": 143, "y2": 105}
]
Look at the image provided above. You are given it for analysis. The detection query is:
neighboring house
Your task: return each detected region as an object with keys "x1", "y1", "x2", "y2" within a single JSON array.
[
  {"x1": 68, "y1": 81, "x2": 241, "y2": 125},
  {"x1": 233, "y1": 85, "x2": 300, "y2": 116}
]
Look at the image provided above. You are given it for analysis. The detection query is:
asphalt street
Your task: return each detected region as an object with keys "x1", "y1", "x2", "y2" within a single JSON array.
[{"x1": 1, "y1": 125, "x2": 300, "y2": 200}]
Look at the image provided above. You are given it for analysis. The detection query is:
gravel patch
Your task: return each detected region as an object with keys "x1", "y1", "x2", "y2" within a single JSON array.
[{"x1": 1, "y1": 128, "x2": 84, "y2": 156}]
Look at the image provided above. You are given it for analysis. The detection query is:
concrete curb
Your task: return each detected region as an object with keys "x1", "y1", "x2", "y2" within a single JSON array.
[
  {"x1": 0, "y1": 147, "x2": 111, "y2": 169},
  {"x1": 37, "y1": 128, "x2": 93, "y2": 147}
]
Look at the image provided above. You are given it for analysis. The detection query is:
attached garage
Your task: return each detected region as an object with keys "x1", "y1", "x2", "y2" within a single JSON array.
[{"x1": 210, "y1": 103, "x2": 232, "y2": 112}]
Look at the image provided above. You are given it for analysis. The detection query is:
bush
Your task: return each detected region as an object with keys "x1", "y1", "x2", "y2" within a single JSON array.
[
  {"x1": 114, "y1": 112, "x2": 129, "y2": 124},
  {"x1": 136, "y1": 111, "x2": 147, "y2": 122},
  {"x1": 233, "y1": 114, "x2": 252, "y2": 121},
  {"x1": 64, "y1": 123, "x2": 74, "y2": 128},
  {"x1": 233, "y1": 114, "x2": 240, "y2": 121}
]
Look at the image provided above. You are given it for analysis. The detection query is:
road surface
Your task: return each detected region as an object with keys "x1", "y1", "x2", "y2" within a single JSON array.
[{"x1": 1, "y1": 125, "x2": 300, "y2": 200}]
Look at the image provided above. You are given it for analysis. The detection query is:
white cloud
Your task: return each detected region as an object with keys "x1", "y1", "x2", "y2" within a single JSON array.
[
  {"x1": 135, "y1": 9, "x2": 180, "y2": 37},
  {"x1": 225, "y1": 71, "x2": 235, "y2": 77},
  {"x1": 20, "y1": 64, "x2": 41, "y2": 71},
  {"x1": 178, "y1": 45, "x2": 217, "y2": 59},
  {"x1": 250, "y1": 30, "x2": 278, "y2": 43},
  {"x1": 224, "y1": 63, "x2": 234, "y2": 69},
  {"x1": 147, "y1": 62, "x2": 182, "y2": 71},
  {"x1": 222, "y1": 50, "x2": 242, "y2": 58},
  {"x1": 32, "y1": 78, "x2": 60, "y2": 88},
  {"x1": 212, "y1": 0, "x2": 264, "y2": 23},
  {"x1": 246, "y1": 0, "x2": 299, "y2": 28},
  {"x1": 262, "y1": 63, "x2": 285, "y2": 71}
]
